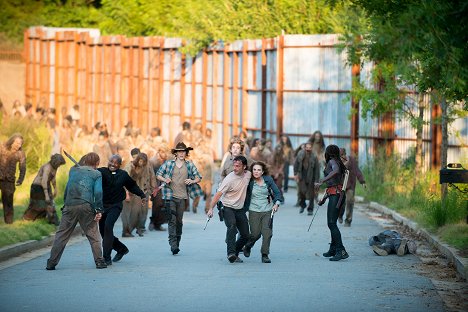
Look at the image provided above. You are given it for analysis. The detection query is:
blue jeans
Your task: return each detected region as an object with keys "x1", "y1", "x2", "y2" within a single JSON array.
[
  {"x1": 223, "y1": 206, "x2": 250, "y2": 256},
  {"x1": 327, "y1": 194, "x2": 346, "y2": 251}
]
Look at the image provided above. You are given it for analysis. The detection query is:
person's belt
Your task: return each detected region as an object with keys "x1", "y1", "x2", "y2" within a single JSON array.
[
  {"x1": 221, "y1": 204, "x2": 239, "y2": 210},
  {"x1": 325, "y1": 184, "x2": 343, "y2": 195}
]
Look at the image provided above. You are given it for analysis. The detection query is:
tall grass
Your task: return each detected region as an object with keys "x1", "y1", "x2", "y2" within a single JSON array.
[
  {"x1": 0, "y1": 218, "x2": 56, "y2": 248},
  {"x1": 357, "y1": 148, "x2": 467, "y2": 251},
  {"x1": 424, "y1": 191, "x2": 466, "y2": 229},
  {"x1": 0, "y1": 118, "x2": 52, "y2": 173},
  {"x1": 0, "y1": 118, "x2": 66, "y2": 247}
]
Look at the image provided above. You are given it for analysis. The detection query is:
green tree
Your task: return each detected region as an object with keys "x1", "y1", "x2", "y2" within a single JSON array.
[
  {"x1": 339, "y1": 0, "x2": 467, "y2": 192},
  {"x1": 0, "y1": 0, "x2": 102, "y2": 46},
  {"x1": 1, "y1": 0, "x2": 362, "y2": 53}
]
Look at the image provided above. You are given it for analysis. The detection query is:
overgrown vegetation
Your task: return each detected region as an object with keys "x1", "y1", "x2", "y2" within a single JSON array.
[
  {"x1": 356, "y1": 148, "x2": 468, "y2": 252},
  {"x1": 0, "y1": 118, "x2": 70, "y2": 248},
  {"x1": 0, "y1": 161, "x2": 72, "y2": 248},
  {"x1": 0, "y1": 0, "x2": 363, "y2": 54},
  {"x1": 0, "y1": 118, "x2": 52, "y2": 174},
  {"x1": 340, "y1": 0, "x2": 468, "y2": 184},
  {"x1": 0, "y1": 206, "x2": 57, "y2": 248}
]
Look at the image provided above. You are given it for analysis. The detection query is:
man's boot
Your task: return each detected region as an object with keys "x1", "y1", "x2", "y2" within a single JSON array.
[
  {"x1": 329, "y1": 249, "x2": 349, "y2": 261},
  {"x1": 323, "y1": 244, "x2": 336, "y2": 257},
  {"x1": 148, "y1": 217, "x2": 155, "y2": 231},
  {"x1": 242, "y1": 245, "x2": 251, "y2": 257},
  {"x1": 136, "y1": 228, "x2": 144, "y2": 237},
  {"x1": 261, "y1": 254, "x2": 271, "y2": 263},
  {"x1": 177, "y1": 236, "x2": 181, "y2": 248},
  {"x1": 171, "y1": 237, "x2": 180, "y2": 255},
  {"x1": 170, "y1": 235, "x2": 180, "y2": 255},
  {"x1": 299, "y1": 199, "x2": 306, "y2": 213},
  {"x1": 96, "y1": 260, "x2": 108, "y2": 269}
]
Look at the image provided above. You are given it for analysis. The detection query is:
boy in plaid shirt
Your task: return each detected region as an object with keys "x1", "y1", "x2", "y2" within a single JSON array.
[{"x1": 157, "y1": 142, "x2": 203, "y2": 255}]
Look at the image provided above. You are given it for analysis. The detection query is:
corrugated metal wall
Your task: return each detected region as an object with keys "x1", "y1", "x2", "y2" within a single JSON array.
[
  {"x1": 24, "y1": 27, "x2": 467, "y2": 166},
  {"x1": 282, "y1": 35, "x2": 352, "y2": 150}
]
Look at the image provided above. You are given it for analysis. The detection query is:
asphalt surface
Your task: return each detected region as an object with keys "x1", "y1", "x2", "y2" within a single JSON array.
[{"x1": 0, "y1": 190, "x2": 445, "y2": 312}]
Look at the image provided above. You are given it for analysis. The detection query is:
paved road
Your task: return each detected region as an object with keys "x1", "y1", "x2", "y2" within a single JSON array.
[{"x1": 0, "y1": 191, "x2": 445, "y2": 312}]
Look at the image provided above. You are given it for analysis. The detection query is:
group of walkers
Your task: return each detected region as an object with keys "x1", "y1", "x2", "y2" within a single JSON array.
[{"x1": 0, "y1": 100, "x2": 367, "y2": 267}]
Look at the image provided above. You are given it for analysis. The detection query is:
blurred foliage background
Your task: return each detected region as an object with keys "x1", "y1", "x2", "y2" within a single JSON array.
[{"x1": 0, "y1": 0, "x2": 364, "y2": 53}]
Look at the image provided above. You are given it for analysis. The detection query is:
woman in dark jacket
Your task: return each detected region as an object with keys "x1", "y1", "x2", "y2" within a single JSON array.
[
  {"x1": 315, "y1": 145, "x2": 349, "y2": 261},
  {"x1": 242, "y1": 161, "x2": 284, "y2": 263}
]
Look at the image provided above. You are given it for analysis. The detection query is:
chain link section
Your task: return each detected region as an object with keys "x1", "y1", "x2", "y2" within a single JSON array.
[{"x1": 448, "y1": 183, "x2": 468, "y2": 197}]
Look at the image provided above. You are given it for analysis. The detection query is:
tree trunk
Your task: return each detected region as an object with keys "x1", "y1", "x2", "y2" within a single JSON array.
[
  {"x1": 414, "y1": 93, "x2": 424, "y2": 181},
  {"x1": 440, "y1": 96, "x2": 448, "y2": 201}
]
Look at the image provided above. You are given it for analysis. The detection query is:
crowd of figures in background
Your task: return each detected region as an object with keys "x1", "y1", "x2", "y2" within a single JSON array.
[
  {"x1": 1, "y1": 97, "x2": 422, "y2": 269},
  {"x1": 0, "y1": 97, "x2": 390, "y2": 270},
  {"x1": 0, "y1": 97, "x2": 365, "y2": 233}
]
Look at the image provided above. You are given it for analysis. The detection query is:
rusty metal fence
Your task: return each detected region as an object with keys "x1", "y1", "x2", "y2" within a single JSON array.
[{"x1": 23, "y1": 27, "x2": 467, "y2": 165}]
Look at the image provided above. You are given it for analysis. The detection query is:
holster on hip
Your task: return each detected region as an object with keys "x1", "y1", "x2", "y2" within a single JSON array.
[{"x1": 217, "y1": 201, "x2": 224, "y2": 222}]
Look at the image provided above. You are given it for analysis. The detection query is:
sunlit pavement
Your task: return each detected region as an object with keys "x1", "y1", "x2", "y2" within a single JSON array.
[{"x1": 0, "y1": 190, "x2": 445, "y2": 312}]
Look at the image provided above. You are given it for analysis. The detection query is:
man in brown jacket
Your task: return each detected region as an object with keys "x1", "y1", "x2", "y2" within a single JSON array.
[
  {"x1": 293, "y1": 142, "x2": 320, "y2": 215},
  {"x1": 0, "y1": 133, "x2": 26, "y2": 224},
  {"x1": 339, "y1": 148, "x2": 366, "y2": 226}
]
